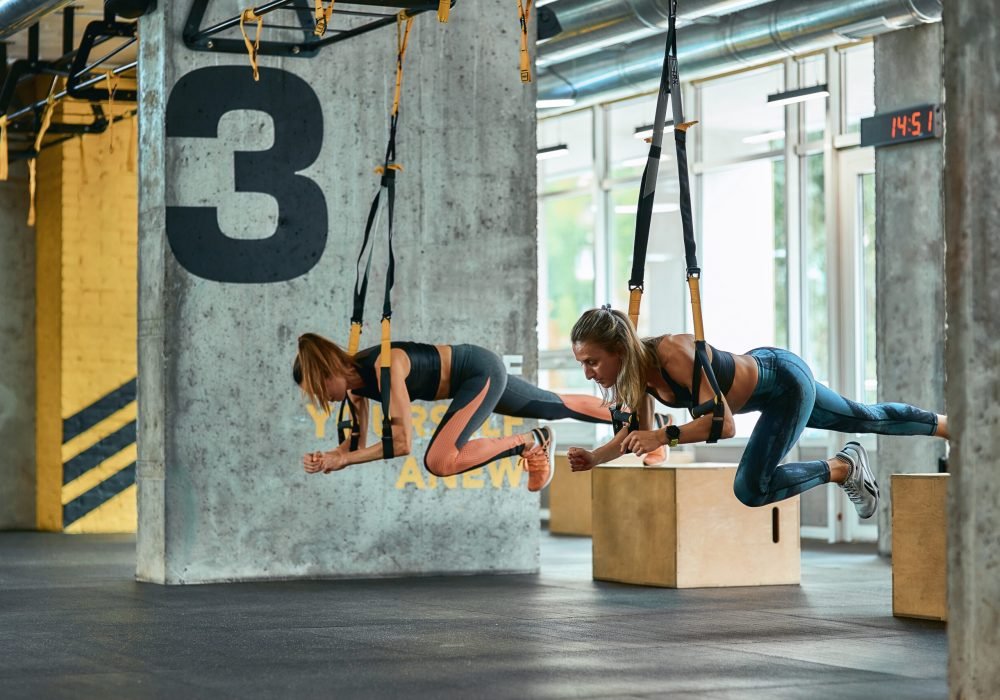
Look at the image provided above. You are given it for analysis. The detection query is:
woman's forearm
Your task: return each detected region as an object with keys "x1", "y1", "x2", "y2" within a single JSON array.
[{"x1": 592, "y1": 428, "x2": 629, "y2": 465}]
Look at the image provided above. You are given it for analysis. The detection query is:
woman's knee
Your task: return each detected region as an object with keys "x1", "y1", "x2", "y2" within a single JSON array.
[
  {"x1": 733, "y1": 475, "x2": 769, "y2": 507},
  {"x1": 423, "y1": 454, "x2": 450, "y2": 477}
]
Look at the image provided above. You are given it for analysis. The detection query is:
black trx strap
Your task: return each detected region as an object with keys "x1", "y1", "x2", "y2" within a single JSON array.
[
  {"x1": 618, "y1": 0, "x2": 725, "y2": 443},
  {"x1": 337, "y1": 13, "x2": 412, "y2": 459}
]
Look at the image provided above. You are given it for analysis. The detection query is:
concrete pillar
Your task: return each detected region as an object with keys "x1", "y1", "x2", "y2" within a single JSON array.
[
  {"x1": 943, "y1": 2, "x2": 1000, "y2": 694},
  {"x1": 137, "y1": 5, "x2": 538, "y2": 582},
  {"x1": 0, "y1": 162, "x2": 35, "y2": 529},
  {"x1": 873, "y1": 23, "x2": 947, "y2": 555}
]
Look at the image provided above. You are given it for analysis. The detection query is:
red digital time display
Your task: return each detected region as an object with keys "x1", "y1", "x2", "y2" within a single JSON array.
[
  {"x1": 890, "y1": 109, "x2": 933, "y2": 139},
  {"x1": 861, "y1": 105, "x2": 942, "y2": 148}
]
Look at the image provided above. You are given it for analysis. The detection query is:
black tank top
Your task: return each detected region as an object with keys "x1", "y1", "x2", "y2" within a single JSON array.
[
  {"x1": 352, "y1": 342, "x2": 442, "y2": 402},
  {"x1": 647, "y1": 344, "x2": 736, "y2": 410}
]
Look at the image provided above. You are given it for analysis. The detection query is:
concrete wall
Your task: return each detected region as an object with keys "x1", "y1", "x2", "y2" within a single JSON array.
[
  {"x1": 0, "y1": 161, "x2": 35, "y2": 529},
  {"x1": 873, "y1": 24, "x2": 947, "y2": 555},
  {"x1": 943, "y1": 1, "x2": 1000, "y2": 694},
  {"x1": 137, "y1": 3, "x2": 538, "y2": 583}
]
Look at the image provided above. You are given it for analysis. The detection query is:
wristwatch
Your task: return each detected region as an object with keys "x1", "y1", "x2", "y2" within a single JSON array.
[{"x1": 665, "y1": 424, "x2": 681, "y2": 448}]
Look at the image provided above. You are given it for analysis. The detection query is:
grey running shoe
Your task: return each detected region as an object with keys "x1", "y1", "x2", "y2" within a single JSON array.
[{"x1": 838, "y1": 441, "x2": 879, "y2": 519}]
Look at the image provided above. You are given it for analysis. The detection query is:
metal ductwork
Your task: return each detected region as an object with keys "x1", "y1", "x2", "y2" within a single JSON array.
[
  {"x1": 0, "y1": 0, "x2": 72, "y2": 40},
  {"x1": 538, "y1": 0, "x2": 772, "y2": 67},
  {"x1": 539, "y1": 0, "x2": 942, "y2": 105}
]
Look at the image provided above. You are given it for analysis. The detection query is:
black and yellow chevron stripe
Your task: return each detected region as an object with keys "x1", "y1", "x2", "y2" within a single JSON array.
[{"x1": 61, "y1": 378, "x2": 137, "y2": 531}]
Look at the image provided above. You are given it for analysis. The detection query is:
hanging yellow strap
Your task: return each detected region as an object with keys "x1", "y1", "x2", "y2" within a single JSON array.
[
  {"x1": 517, "y1": 0, "x2": 533, "y2": 83},
  {"x1": 239, "y1": 7, "x2": 263, "y2": 82},
  {"x1": 628, "y1": 288, "x2": 642, "y2": 329},
  {"x1": 105, "y1": 71, "x2": 119, "y2": 153},
  {"x1": 347, "y1": 321, "x2": 363, "y2": 356},
  {"x1": 28, "y1": 84, "x2": 58, "y2": 227},
  {"x1": 0, "y1": 116, "x2": 8, "y2": 182},
  {"x1": 313, "y1": 0, "x2": 334, "y2": 36},
  {"x1": 391, "y1": 12, "x2": 414, "y2": 119},
  {"x1": 437, "y1": 0, "x2": 450, "y2": 22}
]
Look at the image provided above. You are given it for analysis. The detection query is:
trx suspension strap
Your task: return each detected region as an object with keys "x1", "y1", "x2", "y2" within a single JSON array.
[
  {"x1": 313, "y1": 0, "x2": 335, "y2": 36},
  {"x1": 337, "y1": 12, "x2": 413, "y2": 459},
  {"x1": 620, "y1": 0, "x2": 726, "y2": 443},
  {"x1": 239, "y1": 7, "x2": 263, "y2": 82},
  {"x1": 517, "y1": 0, "x2": 533, "y2": 82}
]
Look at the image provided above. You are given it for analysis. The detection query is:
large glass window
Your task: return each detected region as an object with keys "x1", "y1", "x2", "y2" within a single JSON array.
[
  {"x1": 860, "y1": 172, "x2": 877, "y2": 404},
  {"x1": 843, "y1": 43, "x2": 875, "y2": 134},
  {"x1": 800, "y1": 54, "x2": 827, "y2": 143},
  {"x1": 608, "y1": 95, "x2": 661, "y2": 181},
  {"x1": 700, "y1": 65, "x2": 785, "y2": 163},
  {"x1": 538, "y1": 110, "x2": 593, "y2": 194}
]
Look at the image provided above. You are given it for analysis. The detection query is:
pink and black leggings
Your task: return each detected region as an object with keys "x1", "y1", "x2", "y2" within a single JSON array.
[{"x1": 424, "y1": 344, "x2": 610, "y2": 477}]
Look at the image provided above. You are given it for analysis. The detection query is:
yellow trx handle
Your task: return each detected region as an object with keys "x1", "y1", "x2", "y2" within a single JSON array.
[
  {"x1": 374, "y1": 163, "x2": 403, "y2": 175},
  {"x1": 392, "y1": 13, "x2": 414, "y2": 119},
  {"x1": 687, "y1": 275, "x2": 706, "y2": 342},
  {"x1": 628, "y1": 288, "x2": 642, "y2": 329},
  {"x1": 28, "y1": 81, "x2": 59, "y2": 227},
  {"x1": 380, "y1": 318, "x2": 392, "y2": 420},
  {"x1": 437, "y1": 0, "x2": 450, "y2": 22},
  {"x1": 313, "y1": 0, "x2": 334, "y2": 36},
  {"x1": 347, "y1": 321, "x2": 362, "y2": 356},
  {"x1": 380, "y1": 318, "x2": 392, "y2": 370},
  {"x1": 516, "y1": 0, "x2": 533, "y2": 83},
  {"x1": 239, "y1": 7, "x2": 263, "y2": 82},
  {"x1": 0, "y1": 116, "x2": 8, "y2": 182}
]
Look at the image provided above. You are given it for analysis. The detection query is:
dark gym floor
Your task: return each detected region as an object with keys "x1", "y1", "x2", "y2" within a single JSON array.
[{"x1": 0, "y1": 531, "x2": 946, "y2": 699}]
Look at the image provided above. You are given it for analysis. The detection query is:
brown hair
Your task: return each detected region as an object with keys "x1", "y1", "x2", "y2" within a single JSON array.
[
  {"x1": 292, "y1": 333, "x2": 357, "y2": 414},
  {"x1": 570, "y1": 307, "x2": 659, "y2": 412}
]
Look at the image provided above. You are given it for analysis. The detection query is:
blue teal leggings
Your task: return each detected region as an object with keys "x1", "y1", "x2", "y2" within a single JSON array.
[{"x1": 733, "y1": 348, "x2": 938, "y2": 507}]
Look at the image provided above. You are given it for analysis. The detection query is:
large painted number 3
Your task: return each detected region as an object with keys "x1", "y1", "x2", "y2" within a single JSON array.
[{"x1": 165, "y1": 66, "x2": 327, "y2": 283}]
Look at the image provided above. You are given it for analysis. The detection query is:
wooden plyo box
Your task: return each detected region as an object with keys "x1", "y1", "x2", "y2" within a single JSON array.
[
  {"x1": 592, "y1": 463, "x2": 801, "y2": 588},
  {"x1": 549, "y1": 450, "x2": 694, "y2": 537},
  {"x1": 892, "y1": 473, "x2": 948, "y2": 621}
]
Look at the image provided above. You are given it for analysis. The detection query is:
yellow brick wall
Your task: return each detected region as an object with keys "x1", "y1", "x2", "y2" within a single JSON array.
[
  {"x1": 35, "y1": 102, "x2": 139, "y2": 533},
  {"x1": 35, "y1": 132, "x2": 64, "y2": 532}
]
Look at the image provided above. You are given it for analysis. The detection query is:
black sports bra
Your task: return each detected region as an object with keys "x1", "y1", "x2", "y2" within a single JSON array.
[
  {"x1": 647, "y1": 344, "x2": 736, "y2": 410},
  {"x1": 352, "y1": 342, "x2": 441, "y2": 401}
]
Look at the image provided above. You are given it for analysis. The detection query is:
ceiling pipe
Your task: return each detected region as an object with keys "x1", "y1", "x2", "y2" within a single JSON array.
[
  {"x1": 538, "y1": 0, "x2": 772, "y2": 67},
  {"x1": 538, "y1": 0, "x2": 941, "y2": 106},
  {"x1": 0, "y1": 0, "x2": 73, "y2": 40}
]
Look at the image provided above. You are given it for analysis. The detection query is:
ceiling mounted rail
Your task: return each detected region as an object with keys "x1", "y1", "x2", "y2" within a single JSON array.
[{"x1": 183, "y1": 0, "x2": 455, "y2": 59}]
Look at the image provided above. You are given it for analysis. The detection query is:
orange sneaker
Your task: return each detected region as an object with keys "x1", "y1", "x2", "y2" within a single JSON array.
[
  {"x1": 520, "y1": 426, "x2": 556, "y2": 492},
  {"x1": 643, "y1": 413, "x2": 669, "y2": 465},
  {"x1": 643, "y1": 446, "x2": 667, "y2": 466}
]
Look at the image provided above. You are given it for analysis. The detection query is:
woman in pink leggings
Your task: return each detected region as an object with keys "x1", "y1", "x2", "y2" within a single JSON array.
[{"x1": 293, "y1": 333, "x2": 649, "y2": 491}]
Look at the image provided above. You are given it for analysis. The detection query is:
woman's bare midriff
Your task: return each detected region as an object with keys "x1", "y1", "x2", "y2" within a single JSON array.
[
  {"x1": 646, "y1": 335, "x2": 759, "y2": 412},
  {"x1": 726, "y1": 354, "x2": 759, "y2": 412},
  {"x1": 434, "y1": 344, "x2": 452, "y2": 400}
]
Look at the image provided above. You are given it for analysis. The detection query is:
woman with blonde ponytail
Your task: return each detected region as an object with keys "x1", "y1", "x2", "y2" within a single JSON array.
[
  {"x1": 567, "y1": 306, "x2": 949, "y2": 519},
  {"x1": 292, "y1": 333, "x2": 618, "y2": 492}
]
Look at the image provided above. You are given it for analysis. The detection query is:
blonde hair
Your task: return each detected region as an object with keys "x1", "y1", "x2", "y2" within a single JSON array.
[
  {"x1": 292, "y1": 333, "x2": 357, "y2": 415},
  {"x1": 570, "y1": 307, "x2": 659, "y2": 413}
]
